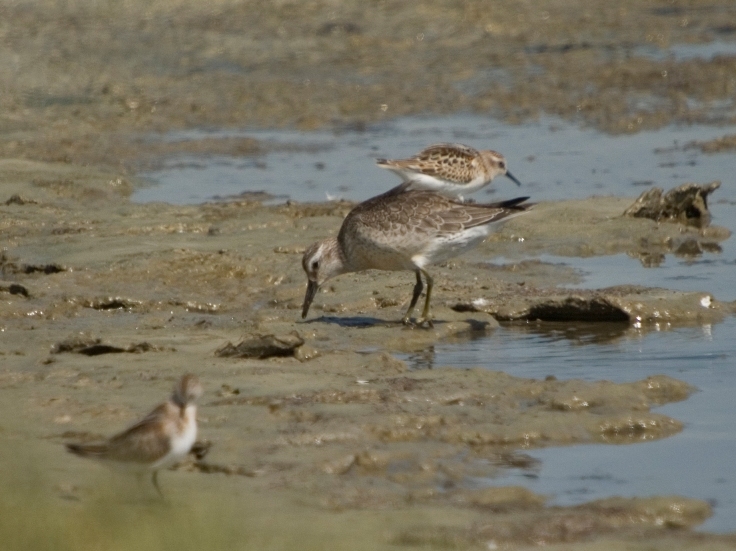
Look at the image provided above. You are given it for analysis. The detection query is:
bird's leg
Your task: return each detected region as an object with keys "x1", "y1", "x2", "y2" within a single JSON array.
[
  {"x1": 402, "y1": 270, "x2": 424, "y2": 325},
  {"x1": 151, "y1": 470, "x2": 165, "y2": 499},
  {"x1": 416, "y1": 270, "x2": 434, "y2": 328}
]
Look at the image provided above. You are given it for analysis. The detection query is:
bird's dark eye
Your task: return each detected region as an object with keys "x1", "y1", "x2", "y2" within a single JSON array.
[
  {"x1": 499, "y1": 161, "x2": 506, "y2": 169},
  {"x1": 311, "y1": 260, "x2": 319, "y2": 270}
]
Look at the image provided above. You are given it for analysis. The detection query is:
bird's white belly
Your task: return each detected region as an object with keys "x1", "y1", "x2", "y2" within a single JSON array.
[
  {"x1": 415, "y1": 225, "x2": 492, "y2": 267},
  {"x1": 152, "y1": 407, "x2": 197, "y2": 470},
  {"x1": 404, "y1": 173, "x2": 487, "y2": 197}
]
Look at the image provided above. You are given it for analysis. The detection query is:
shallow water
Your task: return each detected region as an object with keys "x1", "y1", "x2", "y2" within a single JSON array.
[
  {"x1": 136, "y1": 114, "x2": 736, "y2": 300},
  {"x1": 401, "y1": 318, "x2": 736, "y2": 533},
  {"x1": 136, "y1": 114, "x2": 734, "y2": 204},
  {"x1": 135, "y1": 116, "x2": 736, "y2": 532},
  {"x1": 636, "y1": 40, "x2": 736, "y2": 61}
]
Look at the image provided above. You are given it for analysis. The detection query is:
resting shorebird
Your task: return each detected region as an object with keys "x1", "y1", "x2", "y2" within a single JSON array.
[
  {"x1": 376, "y1": 143, "x2": 522, "y2": 200},
  {"x1": 301, "y1": 183, "x2": 532, "y2": 327},
  {"x1": 65, "y1": 374, "x2": 203, "y2": 497}
]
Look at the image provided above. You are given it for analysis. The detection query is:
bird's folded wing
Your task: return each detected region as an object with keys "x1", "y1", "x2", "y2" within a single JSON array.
[{"x1": 105, "y1": 404, "x2": 174, "y2": 463}]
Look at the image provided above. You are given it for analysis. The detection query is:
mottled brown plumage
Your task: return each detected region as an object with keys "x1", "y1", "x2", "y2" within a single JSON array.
[
  {"x1": 302, "y1": 184, "x2": 532, "y2": 326},
  {"x1": 376, "y1": 143, "x2": 522, "y2": 199}
]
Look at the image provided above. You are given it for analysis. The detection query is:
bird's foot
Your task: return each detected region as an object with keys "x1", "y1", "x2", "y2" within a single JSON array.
[
  {"x1": 402, "y1": 315, "x2": 433, "y2": 329},
  {"x1": 414, "y1": 316, "x2": 434, "y2": 329}
]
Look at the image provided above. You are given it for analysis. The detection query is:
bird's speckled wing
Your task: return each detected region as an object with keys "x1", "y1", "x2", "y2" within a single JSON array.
[
  {"x1": 383, "y1": 144, "x2": 482, "y2": 183},
  {"x1": 344, "y1": 190, "x2": 526, "y2": 237},
  {"x1": 339, "y1": 189, "x2": 530, "y2": 265},
  {"x1": 419, "y1": 196, "x2": 531, "y2": 234},
  {"x1": 411, "y1": 143, "x2": 480, "y2": 165}
]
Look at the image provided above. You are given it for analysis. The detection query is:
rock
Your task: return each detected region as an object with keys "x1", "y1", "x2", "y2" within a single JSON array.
[
  {"x1": 83, "y1": 297, "x2": 142, "y2": 310},
  {"x1": 623, "y1": 181, "x2": 720, "y2": 227},
  {"x1": 0, "y1": 283, "x2": 29, "y2": 298},
  {"x1": 51, "y1": 337, "x2": 163, "y2": 356},
  {"x1": 215, "y1": 331, "x2": 305, "y2": 359},
  {"x1": 294, "y1": 344, "x2": 320, "y2": 362},
  {"x1": 454, "y1": 286, "x2": 726, "y2": 325},
  {"x1": 527, "y1": 295, "x2": 629, "y2": 322},
  {"x1": 5, "y1": 194, "x2": 37, "y2": 205},
  {"x1": 322, "y1": 454, "x2": 357, "y2": 475},
  {"x1": 0, "y1": 252, "x2": 65, "y2": 275},
  {"x1": 189, "y1": 439, "x2": 213, "y2": 460}
]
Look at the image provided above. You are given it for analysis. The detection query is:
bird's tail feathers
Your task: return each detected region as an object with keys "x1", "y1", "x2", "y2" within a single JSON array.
[
  {"x1": 66, "y1": 442, "x2": 109, "y2": 457},
  {"x1": 488, "y1": 196, "x2": 531, "y2": 209}
]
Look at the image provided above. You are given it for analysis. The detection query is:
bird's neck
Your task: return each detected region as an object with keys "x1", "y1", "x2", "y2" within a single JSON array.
[{"x1": 323, "y1": 236, "x2": 350, "y2": 277}]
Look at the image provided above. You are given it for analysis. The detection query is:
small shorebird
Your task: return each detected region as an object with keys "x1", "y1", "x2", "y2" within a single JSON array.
[
  {"x1": 376, "y1": 143, "x2": 522, "y2": 200},
  {"x1": 301, "y1": 184, "x2": 532, "y2": 327},
  {"x1": 65, "y1": 374, "x2": 203, "y2": 497}
]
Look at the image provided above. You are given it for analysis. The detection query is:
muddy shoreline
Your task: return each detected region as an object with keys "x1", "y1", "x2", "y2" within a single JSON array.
[
  {"x1": 1, "y1": 158, "x2": 735, "y2": 548},
  {"x1": 2, "y1": 1, "x2": 736, "y2": 170},
  {"x1": 2, "y1": 0, "x2": 736, "y2": 548}
]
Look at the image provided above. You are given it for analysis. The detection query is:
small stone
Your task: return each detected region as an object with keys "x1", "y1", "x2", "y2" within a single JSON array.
[
  {"x1": 322, "y1": 454, "x2": 356, "y2": 475},
  {"x1": 215, "y1": 331, "x2": 305, "y2": 359},
  {"x1": 294, "y1": 344, "x2": 320, "y2": 362}
]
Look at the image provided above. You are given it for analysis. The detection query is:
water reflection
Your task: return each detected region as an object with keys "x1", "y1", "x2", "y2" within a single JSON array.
[
  {"x1": 400, "y1": 318, "x2": 730, "y2": 383},
  {"x1": 505, "y1": 321, "x2": 634, "y2": 345},
  {"x1": 407, "y1": 345, "x2": 436, "y2": 370},
  {"x1": 403, "y1": 321, "x2": 635, "y2": 371},
  {"x1": 401, "y1": 317, "x2": 736, "y2": 532}
]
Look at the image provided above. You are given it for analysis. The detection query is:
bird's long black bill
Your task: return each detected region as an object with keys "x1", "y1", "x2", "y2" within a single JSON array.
[
  {"x1": 505, "y1": 171, "x2": 522, "y2": 187},
  {"x1": 301, "y1": 280, "x2": 319, "y2": 319}
]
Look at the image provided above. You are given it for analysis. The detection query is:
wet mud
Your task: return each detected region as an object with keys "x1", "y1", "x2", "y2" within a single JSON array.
[
  {"x1": 2, "y1": 1, "x2": 736, "y2": 170},
  {"x1": 2, "y1": 0, "x2": 736, "y2": 548},
  {"x1": 1, "y1": 158, "x2": 734, "y2": 549}
]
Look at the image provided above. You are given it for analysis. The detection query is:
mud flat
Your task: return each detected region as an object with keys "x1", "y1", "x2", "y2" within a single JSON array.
[
  {"x1": 2, "y1": 1, "x2": 736, "y2": 170},
  {"x1": 2, "y1": 0, "x2": 736, "y2": 547},
  {"x1": 1, "y1": 159, "x2": 734, "y2": 549}
]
